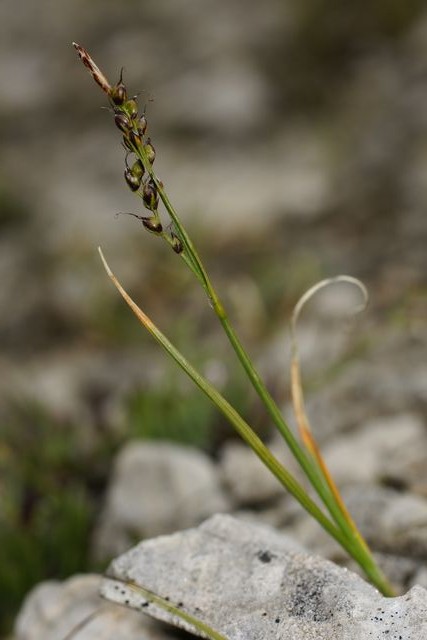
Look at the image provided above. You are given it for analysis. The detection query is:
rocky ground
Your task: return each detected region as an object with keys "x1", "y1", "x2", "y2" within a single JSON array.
[
  {"x1": 16, "y1": 516, "x2": 427, "y2": 639},
  {"x1": 1, "y1": 1, "x2": 427, "y2": 638}
]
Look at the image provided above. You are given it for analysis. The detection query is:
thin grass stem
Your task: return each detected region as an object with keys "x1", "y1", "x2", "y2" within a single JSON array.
[
  {"x1": 73, "y1": 43, "x2": 395, "y2": 595},
  {"x1": 128, "y1": 156, "x2": 395, "y2": 596},
  {"x1": 98, "y1": 247, "x2": 396, "y2": 597},
  {"x1": 134, "y1": 154, "x2": 370, "y2": 540}
]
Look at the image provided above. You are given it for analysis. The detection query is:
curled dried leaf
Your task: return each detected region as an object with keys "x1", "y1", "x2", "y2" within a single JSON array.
[{"x1": 290, "y1": 275, "x2": 369, "y2": 535}]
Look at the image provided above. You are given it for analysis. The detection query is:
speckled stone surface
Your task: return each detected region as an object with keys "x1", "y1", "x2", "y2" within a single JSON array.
[
  {"x1": 102, "y1": 514, "x2": 427, "y2": 640},
  {"x1": 15, "y1": 574, "x2": 177, "y2": 640}
]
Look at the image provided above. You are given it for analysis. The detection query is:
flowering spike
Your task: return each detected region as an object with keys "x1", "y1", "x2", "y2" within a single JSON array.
[{"x1": 72, "y1": 43, "x2": 112, "y2": 96}]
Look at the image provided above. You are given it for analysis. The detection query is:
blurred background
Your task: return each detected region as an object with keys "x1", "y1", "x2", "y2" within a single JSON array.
[{"x1": 1, "y1": 0, "x2": 427, "y2": 635}]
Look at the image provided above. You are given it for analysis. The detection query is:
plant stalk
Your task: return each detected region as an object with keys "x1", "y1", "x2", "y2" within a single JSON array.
[
  {"x1": 131, "y1": 146, "x2": 395, "y2": 596},
  {"x1": 99, "y1": 248, "x2": 395, "y2": 596}
]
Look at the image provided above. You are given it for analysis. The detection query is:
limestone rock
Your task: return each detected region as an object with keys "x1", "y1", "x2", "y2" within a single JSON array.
[
  {"x1": 219, "y1": 441, "x2": 288, "y2": 506},
  {"x1": 340, "y1": 486, "x2": 427, "y2": 558},
  {"x1": 14, "y1": 574, "x2": 177, "y2": 640},
  {"x1": 286, "y1": 485, "x2": 427, "y2": 570},
  {"x1": 101, "y1": 514, "x2": 427, "y2": 640},
  {"x1": 93, "y1": 441, "x2": 230, "y2": 560},
  {"x1": 322, "y1": 413, "x2": 426, "y2": 486}
]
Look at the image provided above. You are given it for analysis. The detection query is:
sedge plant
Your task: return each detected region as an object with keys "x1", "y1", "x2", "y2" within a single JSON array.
[{"x1": 73, "y1": 43, "x2": 395, "y2": 615}]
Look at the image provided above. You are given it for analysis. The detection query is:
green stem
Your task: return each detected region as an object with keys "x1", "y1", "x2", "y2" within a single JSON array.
[
  {"x1": 73, "y1": 44, "x2": 395, "y2": 595},
  {"x1": 137, "y1": 150, "x2": 356, "y2": 527},
  {"x1": 132, "y1": 146, "x2": 394, "y2": 596},
  {"x1": 99, "y1": 248, "x2": 394, "y2": 595}
]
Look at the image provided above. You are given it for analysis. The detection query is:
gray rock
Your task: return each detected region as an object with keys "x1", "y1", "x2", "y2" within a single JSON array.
[
  {"x1": 284, "y1": 485, "x2": 427, "y2": 571},
  {"x1": 411, "y1": 567, "x2": 427, "y2": 590},
  {"x1": 234, "y1": 498, "x2": 302, "y2": 533},
  {"x1": 219, "y1": 441, "x2": 289, "y2": 506},
  {"x1": 15, "y1": 574, "x2": 177, "y2": 640},
  {"x1": 341, "y1": 486, "x2": 427, "y2": 558},
  {"x1": 378, "y1": 432, "x2": 427, "y2": 498},
  {"x1": 367, "y1": 553, "x2": 420, "y2": 592},
  {"x1": 101, "y1": 514, "x2": 427, "y2": 640},
  {"x1": 93, "y1": 441, "x2": 230, "y2": 560},
  {"x1": 322, "y1": 413, "x2": 426, "y2": 486}
]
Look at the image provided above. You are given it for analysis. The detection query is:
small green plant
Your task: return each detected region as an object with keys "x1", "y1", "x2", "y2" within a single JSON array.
[
  {"x1": 126, "y1": 384, "x2": 214, "y2": 448},
  {"x1": 73, "y1": 41, "x2": 395, "y2": 634},
  {"x1": 0, "y1": 403, "x2": 95, "y2": 634}
]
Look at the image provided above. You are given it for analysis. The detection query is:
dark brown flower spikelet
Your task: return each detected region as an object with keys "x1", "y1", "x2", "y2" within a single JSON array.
[{"x1": 72, "y1": 42, "x2": 112, "y2": 95}]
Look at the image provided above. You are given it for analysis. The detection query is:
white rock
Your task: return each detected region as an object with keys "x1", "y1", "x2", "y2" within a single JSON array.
[
  {"x1": 93, "y1": 441, "x2": 230, "y2": 560},
  {"x1": 14, "y1": 574, "x2": 176, "y2": 640},
  {"x1": 411, "y1": 567, "x2": 427, "y2": 590},
  {"x1": 101, "y1": 514, "x2": 427, "y2": 640},
  {"x1": 340, "y1": 486, "x2": 427, "y2": 557},
  {"x1": 219, "y1": 441, "x2": 287, "y2": 506},
  {"x1": 322, "y1": 413, "x2": 426, "y2": 486},
  {"x1": 285, "y1": 485, "x2": 427, "y2": 568}
]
